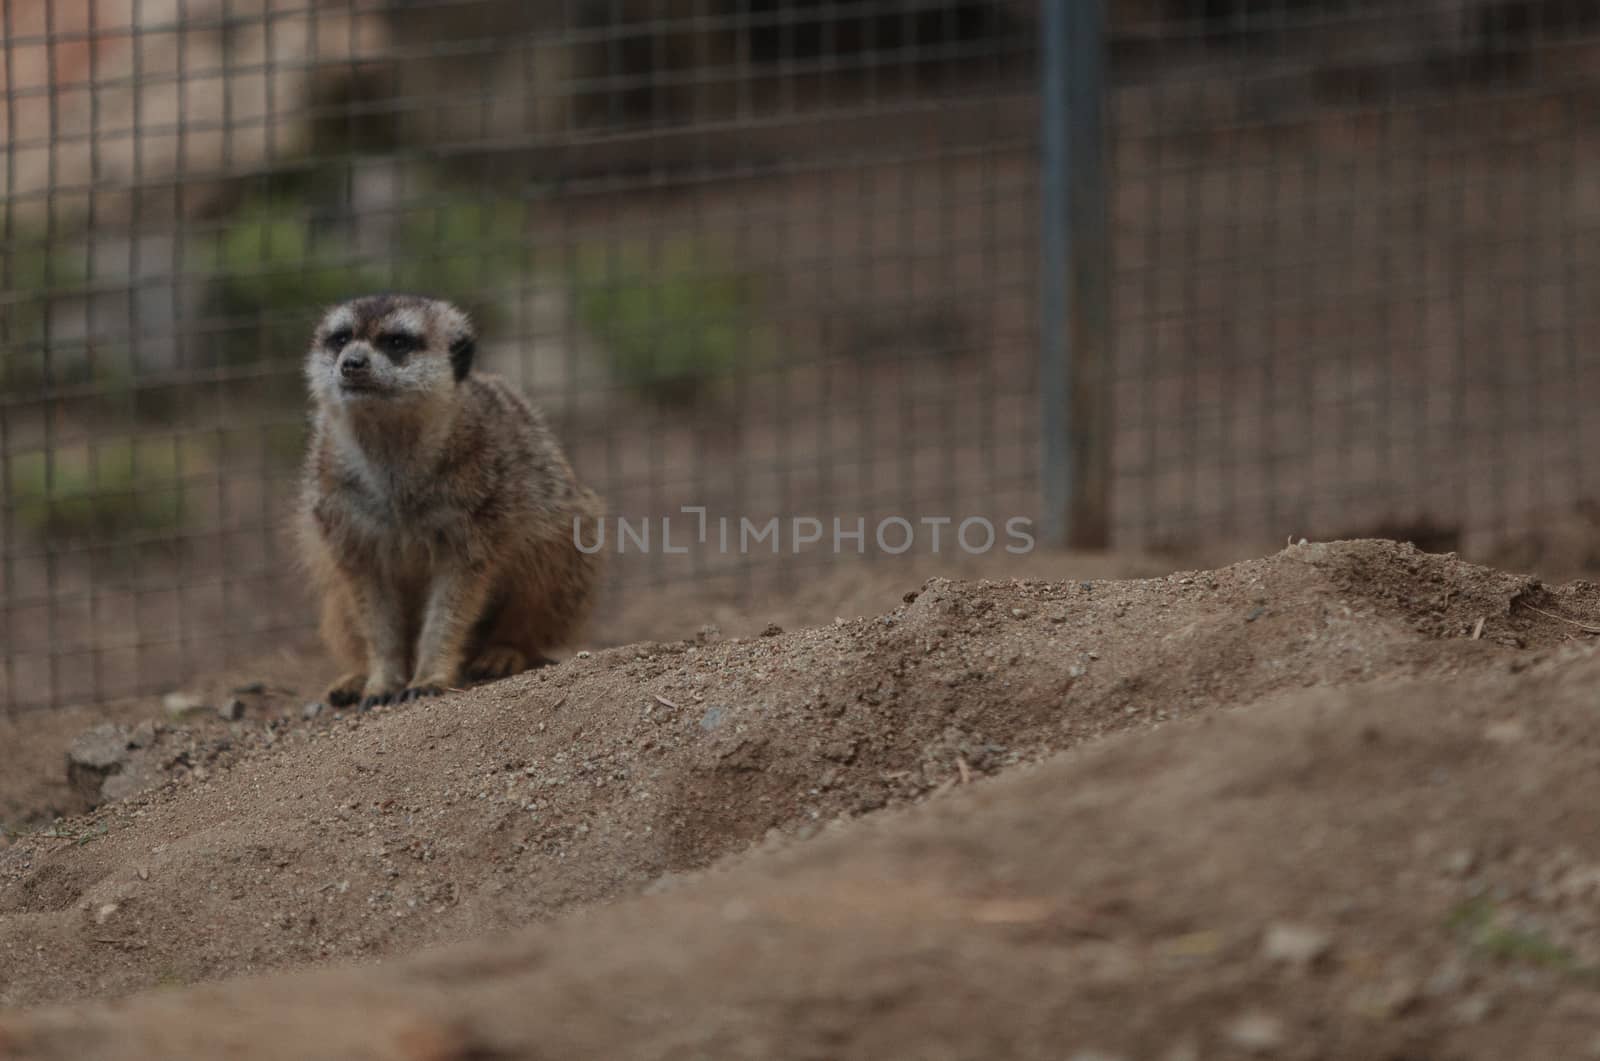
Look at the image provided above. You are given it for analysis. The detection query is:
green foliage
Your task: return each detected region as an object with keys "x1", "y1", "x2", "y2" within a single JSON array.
[
  {"x1": 572, "y1": 239, "x2": 769, "y2": 406},
  {"x1": 7, "y1": 436, "x2": 212, "y2": 542},
  {"x1": 190, "y1": 200, "x2": 369, "y2": 369},
  {"x1": 1447, "y1": 898, "x2": 1588, "y2": 974},
  {"x1": 392, "y1": 197, "x2": 531, "y2": 307},
  {"x1": 192, "y1": 192, "x2": 533, "y2": 370},
  {"x1": 0, "y1": 239, "x2": 113, "y2": 396}
]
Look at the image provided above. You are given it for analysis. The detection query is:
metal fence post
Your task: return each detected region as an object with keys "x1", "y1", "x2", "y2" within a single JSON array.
[{"x1": 1039, "y1": 0, "x2": 1111, "y2": 549}]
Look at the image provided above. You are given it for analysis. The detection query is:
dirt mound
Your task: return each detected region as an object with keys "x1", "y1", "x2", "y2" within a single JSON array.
[
  {"x1": 9, "y1": 621, "x2": 1600, "y2": 1059},
  {"x1": 0, "y1": 549, "x2": 1191, "y2": 835},
  {"x1": 3, "y1": 539, "x2": 1599, "y2": 1057}
]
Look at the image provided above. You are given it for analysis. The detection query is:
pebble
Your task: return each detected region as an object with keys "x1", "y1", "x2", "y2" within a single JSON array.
[
  {"x1": 162, "y1": 692, "x2": 208, "y2": 719},
  {"x1": 1452, "y1": 994, "x2": 1494, "y2": 1025},
  {"x1": 1350, "y1": 977, "x2": 1421, "y2": 1019},
  {"x1": 1226, "y1": 1012, "x2": 1285, "y2": 1054},
  {"x1": 1261, "y1": 922, "x2": 1332, "y2": 968},
  {"x1": 1424, "y1": 957, "x2": 1470, "y2": 997},
  {"x1": 302, "y1": 702, "x2": 325, "y2": 720},
  {"x1": 218, "y1": 698, "x2": 245, "y2": 722},
  {"x1": 1483, "y1": 720, "x2": 1526, "y2": 744}
]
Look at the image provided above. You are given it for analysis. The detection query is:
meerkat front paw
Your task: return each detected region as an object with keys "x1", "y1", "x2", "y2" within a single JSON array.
[
  {"x1": 326, "y1": 672, "x2": 367, "y2": 708},
  {"x1": 464, "y1": 646, "x2": 529, "y2": 684},
  {"x1": 357, "y1": 669, "x2": 407, "y2": 711}
]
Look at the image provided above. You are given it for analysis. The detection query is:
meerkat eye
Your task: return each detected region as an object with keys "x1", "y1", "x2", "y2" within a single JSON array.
[
  {"x1": 326, "y1": 329, "x2": 353, "y2": 352},
  {"x1": 379, "y1": 333, "x2": 420, "y2": 358}
]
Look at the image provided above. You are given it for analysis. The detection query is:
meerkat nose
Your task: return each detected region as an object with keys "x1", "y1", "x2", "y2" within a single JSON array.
[{"x1": 339, "y1": 352, "x2": 370, "y2": 377}]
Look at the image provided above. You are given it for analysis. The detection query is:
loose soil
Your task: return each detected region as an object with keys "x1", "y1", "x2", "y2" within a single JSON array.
[{"x1": 5, "y1": 539, "x2": 1600, "y2": 1059}]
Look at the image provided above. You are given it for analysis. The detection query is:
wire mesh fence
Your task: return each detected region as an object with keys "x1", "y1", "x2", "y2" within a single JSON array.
[
  {"x1": 1, "y1": 0, "x2": 1041, "y2": 711},
  {"x1": 5, "y1": 0, "x2": 1600, "y2": 711},
  {"x1": 1107, "y1": 0, "x2": 1600, "y2": 560}
]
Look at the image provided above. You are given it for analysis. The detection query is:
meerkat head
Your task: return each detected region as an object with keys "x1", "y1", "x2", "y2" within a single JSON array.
[{"x1": 306, "y1": 294, "x2": 476, "y2": 411}]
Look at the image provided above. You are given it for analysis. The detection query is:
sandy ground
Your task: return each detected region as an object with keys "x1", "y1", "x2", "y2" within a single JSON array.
[
  {"x1": 0, "y1": 546, "x2": 1207, "y2": 831},
  {"x1": 3, "y1": 540, "x2": 1600, "y2": 1057}
]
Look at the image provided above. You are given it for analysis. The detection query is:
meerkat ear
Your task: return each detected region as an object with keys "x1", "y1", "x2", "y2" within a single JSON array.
[{"x1": 448, "y1": 335, "x2": 475, "y2": 381}]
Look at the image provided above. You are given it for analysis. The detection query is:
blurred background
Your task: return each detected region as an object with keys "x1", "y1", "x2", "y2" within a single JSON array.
[{"x1": 2, "y1": 0, "x2": 1598, "y2": 711}]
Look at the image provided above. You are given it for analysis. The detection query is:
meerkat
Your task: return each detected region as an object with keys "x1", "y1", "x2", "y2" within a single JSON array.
[{"x1": 295, "y1": 294, "x2": 603, "y2": 711}]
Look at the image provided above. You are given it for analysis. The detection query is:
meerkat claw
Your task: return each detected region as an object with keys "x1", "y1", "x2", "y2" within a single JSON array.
[
  {"x1": 326, "y1": 672, "x2": 367, "y2": 708},
  {"x1": 399, "y1": 684, "x2": 444, "y2": 703}
]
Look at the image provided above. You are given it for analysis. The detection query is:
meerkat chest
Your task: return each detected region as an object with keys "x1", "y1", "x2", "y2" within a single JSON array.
[{"x1": 327, "y1": 438, "x2": 472, "y2": 547}]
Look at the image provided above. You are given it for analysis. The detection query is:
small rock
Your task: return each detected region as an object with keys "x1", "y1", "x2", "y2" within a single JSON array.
[
  {"x1": 700, "y1": 706, "x2": 725, "y2": 731},
  {"x1": 696, "y1": 624, "x2": 722, "y2": 643},
  {"x1": 94, "y1": 902, "x2": 119, "y2": 924},
  {"x1": 101, "y1": 757, "x2": 160, "y2": 803},
  {"x1": 1425, "y1": 957, "x2": 1471, "y2": 997},
  {"x1": 1445, "y1": 849, "x2": 1478, "y2": 877},
  {"x1": 162, "y1": 692, "x2": 208, "y2": 719},
  {"x1": 1245, "y1": 606, "x2": 1266, "y2": 622},
  {"x1": 66, "y1": 724, "x2": 132, "y2": 805},
  {"x1": 1452, "y1": 994, "x2": 1494, "y2": 1025},
  {"x1": 128, "y1": 720, "x2": 158, "y2": 749},
  {"x1": 218, "y1": 698, "x2": 245, "y2": 722},
  {"x1": 1350, "y1": 977, "x2": 1422, "y2": 1019},
  {"x1": 1226, "y1": 1012, "x2": 1285, "y2": 1054},
  {"x1": 1010, "y1": 608, "x2": 1027, "y2": 619},
  {"x1": 1483, "y1": 720, "x2": 1526, "y2": 744},
  {"x1": 302, "y1": 701, "x2": 325, "y2": 720},
  {"x1": 68, "y1": 724, "x2": 131, "y2": 772},
  {"x1": 761, "y1": 623, "x2": 784, "y2": 637},
  {"x1": 1262, "y1": 922, "x2": 1332, "y2": 968}
]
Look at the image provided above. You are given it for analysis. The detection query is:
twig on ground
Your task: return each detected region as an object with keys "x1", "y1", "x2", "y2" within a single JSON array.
[{"x1": 1518, "y1": 601, "x2": 1600, "y2": 635}]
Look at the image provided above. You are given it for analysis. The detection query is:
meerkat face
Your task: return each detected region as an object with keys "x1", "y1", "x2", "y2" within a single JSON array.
[{"x1": 305, "y1": 294, "x2": 477, "y2": 410}]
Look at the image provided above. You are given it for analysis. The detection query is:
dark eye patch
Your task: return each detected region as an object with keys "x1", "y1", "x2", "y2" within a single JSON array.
[
  {"x1": 377, "y1": 332, "x2": 422, "y2": 359},
  {"x1": 326, "y1": 329, "x2": 353, "y2": 352}
]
